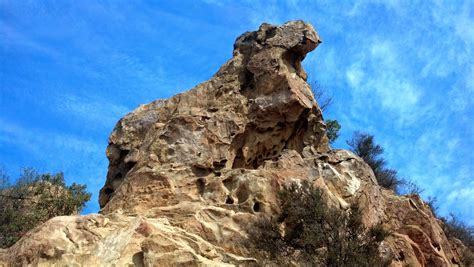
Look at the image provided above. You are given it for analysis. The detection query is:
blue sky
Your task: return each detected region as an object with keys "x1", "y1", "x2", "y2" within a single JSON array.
[{"x1": 0, "y1": 0, "x2": 472, "y2": 224}]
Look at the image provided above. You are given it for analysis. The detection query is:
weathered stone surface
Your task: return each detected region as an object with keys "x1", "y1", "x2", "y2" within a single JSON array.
[
  {"x1": 0, "y1": 21, "x2": 467, "y2": 266},
  {"x1": 1, "y1": 214, "x2": 254, "y2": 266}
]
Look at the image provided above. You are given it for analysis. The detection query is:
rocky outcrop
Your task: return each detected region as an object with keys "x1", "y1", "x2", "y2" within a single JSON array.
[{"x1": 0, "y1": 21, "x2": 466, "y2": 266}]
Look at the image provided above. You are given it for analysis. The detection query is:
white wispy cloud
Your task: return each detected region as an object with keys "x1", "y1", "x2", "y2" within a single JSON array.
[
  {"x1": 0, "y1": 118, "x2": 102, "y2": 156},
  {"x1": 344, "y1": 39, "x2": 424, "y2": 126},
  {"x1": 0, "y1": 21, "x2": 57, "y2": 57},
  {"x1": 55, "y1": 94, "x2": 130, "y2": 129}
]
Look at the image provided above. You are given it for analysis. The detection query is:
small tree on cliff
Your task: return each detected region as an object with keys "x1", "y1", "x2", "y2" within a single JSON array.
[
  {"x1": 326, "y1": 119, "x2": 341, "y2": 144},
  {"x1": 0, "y1": 168, "x2": 91, "y2": 248},
  {"x1": 311, "y1": 81, "x2": 341, "y2": 144},
  {"x1": 347, "y1": 132, "x2": 402, "y2": 191}
]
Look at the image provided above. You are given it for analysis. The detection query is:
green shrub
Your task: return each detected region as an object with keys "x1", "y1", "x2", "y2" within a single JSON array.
[
  {"x1": 347, "y1": 132, "x2": 403, "y2": 192},
  {"x1": 247, "y1": 181, "x2": 390, "y2": 266},
  {"x1": 0, "y1": 168, "x2": 91, "y2": 248},
  {"x1": 326, "y1": 119, "x2": 341, "y2": 144}
]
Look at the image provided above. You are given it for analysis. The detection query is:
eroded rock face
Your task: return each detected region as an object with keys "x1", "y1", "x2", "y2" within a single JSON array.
[
  {"x1": 98, "y1": 20, "x2": 328, "y2": 214},
  {"x1": 0, "y1": 21, "x2": 466, "y2": 266}
]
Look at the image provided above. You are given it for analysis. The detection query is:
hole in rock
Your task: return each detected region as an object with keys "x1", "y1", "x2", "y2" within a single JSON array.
[
  {"x1": 158, "y1": 134, "x2": 171, "y2": 143},
  {"x1": 251, "y1": 159, "x2": 259, "y2": 169},
  {"x1": 264, "y1": 27, "x2": 277, "y2": 39},
  {"x1": 239, "y1": 70, "x2": 255, "y2": 93},
  {"x1": 319, "y1": 155, "x2": 329, "y2": 161},
  {"x1": 225, "y1": 196, "x2": 234, "y2": 204},
  {"x1": 451, "y1": 257, "x2": 458, "y2": 264},
  {"x1": 236, "y1": 187, "x2": 249, "y2": 204},
  {"x1": 398, "y1": 251, "x2": 405, "y2": 261},
  {"x1": 213, "y1": 159, "x2": 227, "y2": 171},
  {"x1": 114, "y1": 172, "x2": 123, "y2": 180},
  {"x1": 132, "y1": 251, "x2": 145, "y2": 267},
  {"x1": 257, "y1": 127, "x2": 273, "y2": 133},
  {"x1": 125, "y1": 161, "x2": 137, "y2": 172},
  {"x1": 232, "y1": 148, "x2": 245, "y2": 169},
  {"x1": 120, "y1": 149, "x2": 130, "y2": 158},
  {"x1": 192, "y1": 166, "x2": 211, "y2": 177},
  {"x1": 104, "y1": 188, "x2": 114, "y2": 195},
  {"x1": 276, "y1": 121, "x2": 285, "y2": 128},
  {"x1": 253, "y1": 202, "x2": 261, "y2": 212},
  {"x1": 196, "y1": 178, "x2": 206, "y2": 195},
  {"x1": 223, "y1": 178, "x2": 233, "y2": 191}
]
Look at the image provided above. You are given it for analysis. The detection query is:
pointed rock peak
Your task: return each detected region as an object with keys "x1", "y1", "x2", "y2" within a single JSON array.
[
  {"x1": 98, "y1": 20, "x2": 329, "y2": 210},
  {"x1": 234, "y1": 20, "x2": 321, "y2": 58},
  {"x1": 232, "y1": 20, "x2": 321, "y2": 81}
]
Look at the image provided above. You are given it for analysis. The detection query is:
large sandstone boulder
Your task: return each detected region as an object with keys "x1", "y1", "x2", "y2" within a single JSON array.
[{"x1": 0, "y1": 21, "x2": 465, "y2": 266}]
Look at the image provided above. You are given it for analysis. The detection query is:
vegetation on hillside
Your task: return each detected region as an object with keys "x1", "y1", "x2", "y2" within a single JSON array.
[
  {"x1": 441, "y1": 215, "x2": 474, "y2": 265},
  {"x1": 345, "y1": 133, "x2": 474, "y2": 264},
  {"x1": 247, "y1": 181, "x2": 389, "y2": 266},
  {"x1": 0, "y1": 168, "x2": 91, "y2": 248},
  {"x1": 325, "y1": 119, "x2": 341, "y2": 144},
  {"x1": 347, "y1": 132, "x2": 403, "y2": 192}
]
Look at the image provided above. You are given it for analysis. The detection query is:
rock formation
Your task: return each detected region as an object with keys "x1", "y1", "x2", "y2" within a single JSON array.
[{"x1": 0, "y1": 21, "x2": 467, "y2": 266}]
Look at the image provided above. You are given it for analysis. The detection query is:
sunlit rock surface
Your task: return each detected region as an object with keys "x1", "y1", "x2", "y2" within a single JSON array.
[{"x1": 0, "y1": 21, "x2": 465, "y2": 267}]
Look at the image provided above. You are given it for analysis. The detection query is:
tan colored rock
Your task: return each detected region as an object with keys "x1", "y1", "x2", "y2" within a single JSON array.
[
  {"x1": 1, "y1": 214, "x2": 254, "y2": 266},
  {"x1": 0, "y1": 21, "x2": 467, "y2": 266},
  {"x1": 98, "y1": 20, "x2": 327, "y2": 213}
]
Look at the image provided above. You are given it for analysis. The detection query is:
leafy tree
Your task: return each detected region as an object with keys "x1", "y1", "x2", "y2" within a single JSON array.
[
  {"x1": 347, "y1": 132, "x2": 402, "y2": 191},
  {"x1": 0, "y1": 168, "x2": 91, "y2": 248},
  {"x1": 247, "y1": 181, "x2": 389, "y2": 266},
  {"x1": 326, "y1": 119, "x2": 341, "y2": 144}
]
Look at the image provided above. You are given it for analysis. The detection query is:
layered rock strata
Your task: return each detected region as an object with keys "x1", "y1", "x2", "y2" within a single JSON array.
[{"x1": 0, "y1": 21, "x2": 465, "y2": 266}]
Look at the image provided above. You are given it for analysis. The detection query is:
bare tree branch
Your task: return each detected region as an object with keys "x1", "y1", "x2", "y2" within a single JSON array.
[{"x1": 310, "y1": 81, "x2": 333, "y2": 112}]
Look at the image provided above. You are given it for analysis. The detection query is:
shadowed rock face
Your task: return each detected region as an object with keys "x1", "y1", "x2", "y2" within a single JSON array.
[{"x1": 1, "y1": 21, "x2": 467, "y2": 266}]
